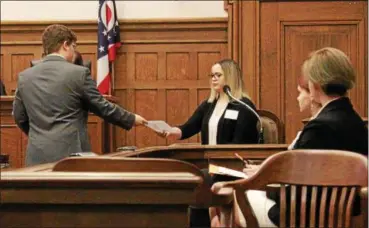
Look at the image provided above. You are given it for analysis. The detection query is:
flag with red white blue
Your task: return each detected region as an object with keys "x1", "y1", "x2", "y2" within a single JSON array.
[{"x1": 97, "y1": 0, "x2": 121, "y2": 94}]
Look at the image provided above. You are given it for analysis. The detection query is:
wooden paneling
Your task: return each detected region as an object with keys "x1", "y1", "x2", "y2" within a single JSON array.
[
  {"x1": 11, "y1": 54, "x2": 34, "y2": 81},
  {"x1": 283, "y1": 23, "x2": 365, "y2": 142},
  {"x1": 116, "y1": 43, "x2": 227, "y2": 148},
  {"x1": 166, "y1": 90, "x2": 190, "y2": 145},
  {"x1": 135, "y1": 53, "x2": 158, "y2": 81},
  {"x1": 198, "y1": 52, "x2": 221, "y2": 80},
  {"x1": 0, "y1": 18, "x2": 228, "y2": 151},
  {"x1": 134, "y1": 90, "x2": 160, "y2": 148},
  {"x1": 0, "y1": 125, "x2": 24, "y2": 168},
  {"x1": 0, "y1": 54, "x2": 4, "y2": 82},
  {"x1": 227, "y1": 0, "x2": 368, "y2": 143},
  {"x1": 3, "y1": 1, "x2": 366, "y2": 151},
  {"x1": 87, "y1": 115, "x2": 104, "y2": 154},
  {"x1": 260, "y1": 1, "x2": 367, "y2": 143}
]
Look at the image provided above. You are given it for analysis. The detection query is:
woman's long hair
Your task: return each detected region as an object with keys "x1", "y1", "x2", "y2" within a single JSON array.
[{"x1": 208, "y1": 59, "x2": 250, "y2": 102}]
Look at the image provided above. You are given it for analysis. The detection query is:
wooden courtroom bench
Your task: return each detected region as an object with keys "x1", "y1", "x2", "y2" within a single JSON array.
[
  {"x1": 0, "y1": 157, "x2": 232, "y2": 228},
  {"x1": 1, "y1": 144, "x2": 288, "y2": 227},
  {"x1": 3, "y1": 144, "x2": 289, "y2": 173},
  {"x1": 111, "y1": 144, "x2": 289, "y2": 171}
]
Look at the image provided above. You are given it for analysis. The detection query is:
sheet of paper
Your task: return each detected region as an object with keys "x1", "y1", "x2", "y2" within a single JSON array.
[
  {"x1": 145, "y1": 120, "x2": 173, "y2": 133},
  {"x1": 209, "y1": 164, "x2": 248, "y2": 179}
]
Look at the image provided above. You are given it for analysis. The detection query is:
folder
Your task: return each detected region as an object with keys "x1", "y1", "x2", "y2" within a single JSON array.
[{"x1": 209, "y1": 164, "x2": 248, "y2": 179}]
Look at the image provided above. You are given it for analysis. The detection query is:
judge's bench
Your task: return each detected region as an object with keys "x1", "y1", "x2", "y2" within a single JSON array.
[{"x1": 0, "y1": 96, "x2": 367, "y2": 228}]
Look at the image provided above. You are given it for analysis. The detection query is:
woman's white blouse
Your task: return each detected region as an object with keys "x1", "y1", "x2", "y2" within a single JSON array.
[{"x1": 208, "y1": 101, "x2": 228, "y2": 145}]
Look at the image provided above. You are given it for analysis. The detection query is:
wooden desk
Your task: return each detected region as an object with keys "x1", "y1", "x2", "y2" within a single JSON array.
[
  {"x1": 1, "y1": 156, "x2": 233, "y2": 228},
  {"x1": 0, "y1": 171, "x2": 203, "y2": 228},
  {"x1": 1, "y1": 145, "x2": 288, "y2": 227},
  {"x1": 0, "y1": 95, "x2": 117, "y2": 168},
  {"x1": 112, "y1": 144, "x2": 289, "y2": 171},
  {"x1": 6, "y1": 144, "x2": 288, "y2": 173}
]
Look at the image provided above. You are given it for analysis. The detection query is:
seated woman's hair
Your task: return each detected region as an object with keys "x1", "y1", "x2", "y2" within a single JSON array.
[
  {"x1": 73, "y1": 51, "x2": 84, "y2": 66},
  {"x1": 302, "y1": 47, "x2": 355, "y2": 96},
  {"x1": 208, "y1": 59, "x2": 249, "y2": 102}
]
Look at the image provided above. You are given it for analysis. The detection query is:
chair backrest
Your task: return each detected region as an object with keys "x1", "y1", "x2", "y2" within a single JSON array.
[
  {"x1": 228, "y1": 150, "x2": 368, "y2": 228},
  {"x1": 257, "y1": 110, "x2": 284, "y2": 144}
]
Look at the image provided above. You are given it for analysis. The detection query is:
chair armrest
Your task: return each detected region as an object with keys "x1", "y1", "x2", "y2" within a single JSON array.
[{"x1": 360, "y1": 187, "x2": 368, "y2": 228}]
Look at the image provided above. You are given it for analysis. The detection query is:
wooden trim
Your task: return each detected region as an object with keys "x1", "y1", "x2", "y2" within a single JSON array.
[
  {"x1": 0, "y1": 18, "x2": 228, "y2": 32},
  {"x1": 0, "y1": 17, "x2": 228, "y2": 25},
  {"x1": 224, "y1": 0, "x2": 260, "y2": 107},
  {"x1": 1, "y1": 40, "x2": 228, "y2": 46}
]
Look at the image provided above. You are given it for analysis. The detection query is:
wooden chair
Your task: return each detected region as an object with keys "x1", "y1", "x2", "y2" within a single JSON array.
[
  {"x1": 258, "y1": 110, "x2": 284, "y2": 144},
  {"x1": 214, "y1": 150, "x2": 368, "y2": 227}
]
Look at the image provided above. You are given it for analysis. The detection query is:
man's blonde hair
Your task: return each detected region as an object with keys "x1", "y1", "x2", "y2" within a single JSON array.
[
  {"x1": 302, "y1": 47, "x2": 355, "y2": 96},
  {"x1": 208, "y1": 59, "x2": 249, "y2": 102}
]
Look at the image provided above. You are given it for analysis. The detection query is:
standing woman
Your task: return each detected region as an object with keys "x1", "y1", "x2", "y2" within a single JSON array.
[
  {"x1": 165, "y1": 59, "x2": 259, "y2": 227},
  {"x1": 166, "y1": 59, "x2": 259, "y2": 145}
]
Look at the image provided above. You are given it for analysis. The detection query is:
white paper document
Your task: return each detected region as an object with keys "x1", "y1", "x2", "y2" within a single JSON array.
[
  {"x1": 209, "y1": 164, "x2": 248, "y2": 179},
  {"x1": 145, "y1": 120, "x2": 173, "y2": 133}
]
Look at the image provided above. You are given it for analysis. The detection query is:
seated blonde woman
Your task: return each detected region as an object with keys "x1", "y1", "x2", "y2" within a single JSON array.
[
  {"x1": 209, "y1": 77, "x2": 321, "y2": 227},
  {"x1": 211, "y1": 47, "x2": 368, "y2": 227},
  {"x1": 288, "y1": 77, "x2": 322, "y2": 149}
]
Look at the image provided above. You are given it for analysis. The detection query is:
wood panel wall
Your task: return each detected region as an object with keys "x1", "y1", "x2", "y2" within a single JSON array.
[
  {"x1": 1, "y1": 0, "x2": 367, "y2": 153},
  {"x1": 227, "y1": 0, "x2": 368, "y2": 143},
  {"x1": 0, "y1": 18, "x2": 228, "y2": 151}
]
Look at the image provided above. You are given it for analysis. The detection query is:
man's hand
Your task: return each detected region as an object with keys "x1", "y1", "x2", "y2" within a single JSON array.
[{"x1": 134, "y1": 114, "x2": 147, "y2": 126}]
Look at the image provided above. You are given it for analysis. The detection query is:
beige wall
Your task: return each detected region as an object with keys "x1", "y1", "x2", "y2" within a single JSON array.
[{"x1": 1, "y1": 1, "x2": 227, "y2": 21}]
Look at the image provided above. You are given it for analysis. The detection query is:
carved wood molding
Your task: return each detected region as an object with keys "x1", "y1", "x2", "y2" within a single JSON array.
[
  {"x1": 0, "y1": 18, "x2": 228, "y2": 31},
  {"x1": 223, "y1": 0, "x2": 260, "y2": 107},
  {"x1": 0, "y1": 18, "x2": 228, "y2": 46}
]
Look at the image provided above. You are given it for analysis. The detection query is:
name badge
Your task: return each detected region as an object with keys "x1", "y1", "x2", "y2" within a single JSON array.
[{"x1": 224, "y1": 109, "x2": 239, "y2": 120}]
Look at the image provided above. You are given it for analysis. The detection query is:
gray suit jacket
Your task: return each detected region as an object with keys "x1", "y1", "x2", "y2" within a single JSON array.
[{"x1": 13, "y1": 55, "x2": 135, "y2": 166}]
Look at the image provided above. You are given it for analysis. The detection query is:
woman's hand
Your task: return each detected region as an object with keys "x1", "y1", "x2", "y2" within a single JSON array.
[
  {"x1": 163, "y1": 127, "x2": 182, "y2": 139},
  {"x1": 242, "y1": 164, "x2": 261, "y2": 177}
]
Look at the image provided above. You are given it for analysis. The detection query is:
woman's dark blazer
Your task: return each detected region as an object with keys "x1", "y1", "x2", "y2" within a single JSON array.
[
  {"x1": 293, "y1": 97, "x2": 368, "y2": 155},
  {"x1": 268, "y1": 97, "x2": 368, "y2": 227},
  {"x1": 178, "y1": 97, "x2": 259, "y2": 144}
]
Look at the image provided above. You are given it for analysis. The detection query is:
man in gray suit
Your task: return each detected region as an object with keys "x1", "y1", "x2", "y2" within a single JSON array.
[{"x1": 13, "y1": 24, "x2": 146, "y2": 166}]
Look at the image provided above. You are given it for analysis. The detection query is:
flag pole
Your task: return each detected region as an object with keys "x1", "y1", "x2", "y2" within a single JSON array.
[{"x1": 110, "y1": 62, "x2": 115, "y2": 96}]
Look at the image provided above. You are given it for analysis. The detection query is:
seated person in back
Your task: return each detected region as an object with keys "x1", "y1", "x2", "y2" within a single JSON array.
[
  {"x1": 288, "y1": 76, "x2": 322, "y2": 149},
  {"x1": 0, "y1": 80, "x2": 6, "y2": 95},
  {"x1": 212, "y1": 47, "x2": 368, "y2": 227},
  {"x1": 73, "y1": 50, "x2": 84, "y2": 66}
]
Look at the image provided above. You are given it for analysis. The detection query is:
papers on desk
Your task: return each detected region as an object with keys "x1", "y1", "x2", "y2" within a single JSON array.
[
  {"x1": 209, "y1": 164, "x2": 248, "y2": 179},
  {"x1": 145, "y1": 120, "x2": 173, "y2": 133}
]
